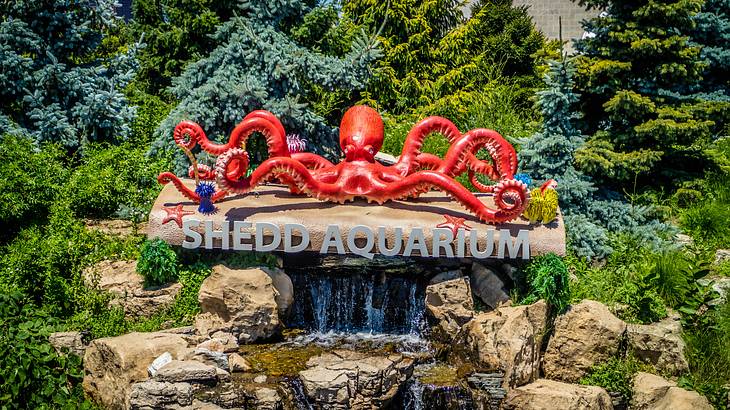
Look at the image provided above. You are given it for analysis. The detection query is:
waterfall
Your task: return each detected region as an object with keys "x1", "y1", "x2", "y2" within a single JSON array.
[{"x1": 285, "y1": 264, "x2": 428, "y2": 335}]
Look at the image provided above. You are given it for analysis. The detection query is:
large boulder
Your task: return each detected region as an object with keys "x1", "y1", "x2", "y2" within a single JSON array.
[
  {"x1": 128, "y1": 380, "x2": 193, "y2": 410},
  {"x1": 425, "y1": 276, "x2": 474, "y2": 335},
  {"x1": 83, "y1": 332, "x2": 190, "y2": 410},
  {"x1": 299, "y1": 349, "x2": 414, "y2": 409},
  {"x1": 502, "y1": 379, "x2": 613, "y2": 410},
  {"x1": 627, "y1": 314, "x2": 689, "y2": 375},
  {"x1": 470, "y1": 262, "x2": 510, "y2": 309},
  {"x1": 83, "y1": 260, "x2": 181, "y2": 319},
  {"x1": 264, "y1": 267, "x2": 294, "y2": 317},
  {"x1": 459, "y1": 300, "x2": 548, "y2": 388},
  {"x1": 154, "y1": 360, "x2": 218, "y2": 384},
  {"x1": 543, "y1": 300, "x2": 627, "y2": 383},
  {"x1": 195, "y1": 265, "x2": 282, "y2": 343},
  {"x1": 632, "y1": 372, "x2": 712, "y2": 410}
]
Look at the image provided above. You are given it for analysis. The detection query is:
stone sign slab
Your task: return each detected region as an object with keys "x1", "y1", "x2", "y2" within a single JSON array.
[{"x1": 147, "y1": 179, "x2": 565, "y2": 259}]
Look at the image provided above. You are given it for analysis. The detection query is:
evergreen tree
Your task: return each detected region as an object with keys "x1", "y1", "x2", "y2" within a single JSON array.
[
  {"x1": 687, "y1": 0, "x2": 730, "y2": 101},
  {"x1": 343, "y1": 0, "x2": 545, "y2": 114},
  {"x1": 520, "y1": 58, "x2": 672, "y2": 260},
  {"x1": 150, "y1": 0, "x2": 381, "y2": 172},
  {"x1": 0, "y1": 0, "x2": 137, "y2": 149},
  {"x1": 573, "y1": 0, "x2": 725, "y2": 187}
]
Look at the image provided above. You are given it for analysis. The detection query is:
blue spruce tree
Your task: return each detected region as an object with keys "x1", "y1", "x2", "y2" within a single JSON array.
[
  {"x1": 0, "y1": 0, "x2": 137, "y2": 149},
  {"x1": 520, "y1": 58, "x2": 673, "y2": 259},
  {"x1": 688, "y1": 0, "x2": 730, "y2": 101},
  {"x1": 151, "y1": 0, "x2": 381, "y2": 172}
]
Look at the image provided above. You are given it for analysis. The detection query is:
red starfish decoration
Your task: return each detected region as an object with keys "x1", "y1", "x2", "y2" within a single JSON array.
[
  {"x1": 162, "y1": 204, "x2": 194, "y2": 228},
  {"x1": 436, "y1": 214, "x2": 472, "y2": 237}
]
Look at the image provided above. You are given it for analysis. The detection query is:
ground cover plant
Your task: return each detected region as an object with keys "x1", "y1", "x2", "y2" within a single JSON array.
[{"x1": 0, "y1": 0, "x2": 729, "y2": 408}]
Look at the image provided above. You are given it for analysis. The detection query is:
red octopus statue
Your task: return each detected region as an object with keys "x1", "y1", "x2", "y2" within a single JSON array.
[{"x1": 158, "y1": 105, "x2": 530, "y2": 223}]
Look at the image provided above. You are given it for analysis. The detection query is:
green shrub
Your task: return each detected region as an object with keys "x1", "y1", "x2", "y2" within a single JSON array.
[
  {"x1": 0, "y1": 135, "x2": 69, "y2": 238},
  {"x1": 681, "y1": 200, "x2": 730, "y2": 249},
  {"x1": 137, "y1": 239, "x2": 179, "y2": 286},
  {"x1": 62, "y1": 144, "x2": 169, "y2": 221},
  {"x1": 520, "y1": 253, "x2": 571, "y2": 314},
  {"x1": 680, "y1": 302, "x2": 730, "y2": 408},
  {"x1": 580, "y1": 356, "x2": 652, "y2": 402},
  {"x1": 0, "y1": 291, "x2": 92, "y2": 409}
]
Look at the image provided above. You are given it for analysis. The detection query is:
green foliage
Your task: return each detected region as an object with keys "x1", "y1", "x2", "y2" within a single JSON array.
[
  {"x1": 126, "y1": 88, "x2": 174, "y2": 145},
  {"x1": 680, "y1": 175, "x2": 730, "y2": 248},
  {"x1": 0, "y1": 135, "x2": 68, "y2": 238},
  {"x1": 0, "y1": 0, "x2": 137, "y2": 149},
  {"x1": 63, "y1": 144, "x2": 169, "y2": 221},
  {"x1": 137, "y1": 239, "x2": 179, "y2": 286},
  {"x1": 344, "y1": 0, "x2": 546, "y2": 114},
  {"x1": 580, "y1": 356, "x2": 652, "y2": 401},
  {"x1": 680, "y1": 301, "x2": 730, "y2": 408},
  {"x1": 520, "y1": 253, "x2": 570, "y2": 313},
  {"x1": 574, "y1": 0, "x2": 728, "y2": 187},
  {"x1": 0, "y1": 291, "x2": 92, "y2": 409}
]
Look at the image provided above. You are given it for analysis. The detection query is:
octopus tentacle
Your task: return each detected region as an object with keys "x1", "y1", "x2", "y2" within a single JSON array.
[
  {"x1": 244, "y1": 110, "x2": 286, "y2": 141},
  {"x1": 396, "y1": 117, "x2": 462, "y2": 176},
  {"x1": 173, "y1": 116, "x2": 287, "y2": 156},
  {"x1": 157, "y1": 172, "x2": 227, "y2": 202},
  {"x1": 188, "y1": 164, "x2": 216, "y2": 180},
  {"x1": 387, "y1": 171, "x2": 529, "y2": 223},
  {"x1": 291, "y1": 152, "x2": 335, "y2": 170}
]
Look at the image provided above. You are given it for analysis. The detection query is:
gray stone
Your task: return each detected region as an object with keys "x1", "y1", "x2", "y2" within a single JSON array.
[
  {"x1": 49, "y1": 331, "x2": 86, "y2": 357},
  {"x1": 627, "y1": 314, "x2": 689, "y2": 375},
  {"x1": 148, "y1": 352, "x2": 173, "y2": 377},
  {"x1": 715, "y1": 249, "x2": 730, "y2": 265},
  {"x1": 183, "y1": 348, "x2": 228, "y2": 370},
  {"x1": 155, "y1": 360, "x2": 218, "y2": 384},
  {"x1": 196, "y1": 331, "x2": 238, "y2": 353},
  {"x1": 128, "y1": 380, "x2": 193, "y2": 410},
  {"x1": 227, "y1": 353, "x2": 251, "y2": 373},
  {"x1": 470, "y1": 262, "x2": 510, "y2": 309},
  {"x1": 429, "y1": 270, "x2": 463, "y2": 284}
]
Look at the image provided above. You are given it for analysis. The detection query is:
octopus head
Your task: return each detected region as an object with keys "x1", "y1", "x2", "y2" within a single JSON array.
[{"x1": 340, "y1": 105, "x2": 383, "y2": 162}]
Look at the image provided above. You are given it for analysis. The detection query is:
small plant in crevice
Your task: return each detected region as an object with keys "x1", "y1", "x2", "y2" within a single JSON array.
[
  {"x1": 579, "y1": 355, "x2": 653, "y2": 403},
  {"x1": 137, "y1": 239, "x2": 179, "y2": 286},
  {"x1": 519, "y1": 253, "x2": 571, "y2": 314}
]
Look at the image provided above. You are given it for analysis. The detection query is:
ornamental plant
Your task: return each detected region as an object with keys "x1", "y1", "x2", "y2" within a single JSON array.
[
  {"x1": 151, "y1": 0, "x2": 381, "y2": 172},
  {"x1": 137, "y1": 239, "x2": 179, "y2": 286},
  {"x1": 521, "y1": 253, "x2": 571, "y2": 314},
  {"x1": 573, "y1": 0, "x2": 728, "y2": 187},
  {"x1": 0, "y1": 0, "x2": 137, "y2": 149}
]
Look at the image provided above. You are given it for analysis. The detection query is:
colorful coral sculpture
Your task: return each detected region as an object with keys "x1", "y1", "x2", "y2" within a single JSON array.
[{"x1": 158, "y1": 106, "x2": 530, "y2": 223}]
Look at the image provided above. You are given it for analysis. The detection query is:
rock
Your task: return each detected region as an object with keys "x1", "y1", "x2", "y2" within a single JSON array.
[
  {"x1": 254, "y1": 387, "x2": 282, "y2": 410},
  {"x1": 675, "y1": 233, "x2": 694, "y2": 247},
  {"x1": 148, "y1": 352, "x2": 173, "y2": 377},
  {"x1": 470, "y1": 262, "x2": 510, "y2": 309},
  {"x1": 196, "y1": 265, "x2": 281, "y2": 343},
  {"x1": 627, "y1": 314, "x2": 689, "y2": 375},
  {"x1": 83, "y1": 260, "x2": 181, "y2": 319},
  {"x1": 215, "y1": 367, "x2": 231, "y2": 383},
  {"x1": 49, "y1": 331, "x2": 86, "y2": 357},
  {"x1": 715, "y1": 249, "x2": 730, "y2": 265},
  {"x1": 83, "y1": 332, "x2": 190, "y2": 410},
  {"x1": 263, "y1": 267, "x2": 294, "y2": 317},
  {"x1": 459, "y1": 300, "x2": 548, "y2": 388},
  {"x1": 299, "y1": 349, "x2": 414, "y2": 409},
  {"x1": 429, "y1": 270, "x2": 463, "y2": 284},
  {"x1": 698, "y1": 276, "x2": 730, "y2": 306},
  {"x1": 183, "y1": 348, "x2": 229, "y2": 370},
  {"x1": 196, "y1": 331, "x2": 238, "y2": 353},
  {"x1": 502, "y1": 379, "x2": 613, "y2": 410},
  {"x1": 632, "y1": 372, "x2": 712, "y2": 410},
  {"x1": 128, "y1": 380, "x2": 193, "y2": 410},
  {"x1": 425, "y1": 277, "x2": 474, "y2": 335},
  {"x1": 543, "y1": 300, "x2": 627, "y2": 383},
  {"x1": 84, "y1": 219, "x2": 146, "y2": 237},
  {"x1": 228, "y1": 353, "x2": 251, "y2": 372},
  {"x1": 467, "y1": 372, "x2": 507, "y2": 408},
  {"x1": 154, "y1": 360, "x2": 218, "y2": 384},
  {"x1": 254, "y1": 375, "x2": 268, "y2": 384}
]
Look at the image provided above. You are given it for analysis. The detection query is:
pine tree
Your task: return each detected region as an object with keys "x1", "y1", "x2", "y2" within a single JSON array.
[
  {"x1": 573, "y1": 0, "x2": 725, "y2": 187},
  {"x1": 520, "y1": 57, "x2": 672, "y2": 260},
  {"x1": 687, "y1": 0, "x2": 730, "y2": 101},
  {"x1": 0, "y1": 0, "x2": 137, "y2": 149},
  {"x1": 150, "y1": 0, "x2": 381, "y2": 172},
  {"x1": 343, "y1": 0, "x2": 545, "y2": 115}
]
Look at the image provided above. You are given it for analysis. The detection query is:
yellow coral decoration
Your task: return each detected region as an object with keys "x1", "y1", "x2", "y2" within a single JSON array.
[{"x1": 523, "y1": 180, "x2": 559, "y2": 224}]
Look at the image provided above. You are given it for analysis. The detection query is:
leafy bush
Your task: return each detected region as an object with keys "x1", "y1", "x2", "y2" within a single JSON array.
[
  {"x1": 579, "y1": 356, "x2": 652, "y2": 402},
  {"x1": 0, "y1": 291, "x2": 92, "y2": 409},
  {"x1": 137, "y1": 239, "x2": 179, "y2": 286},
  {"x1": 0, "y1": 135, "x2": 68, "y2": 238},
  {"x1": 62, "y1": 144, "x2": 169, "y2": 220},
  {"x1": 520, "y1": 253, "x2": 571, "y2": 314}
]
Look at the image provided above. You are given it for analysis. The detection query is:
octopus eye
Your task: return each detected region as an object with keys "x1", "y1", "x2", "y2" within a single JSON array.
[{"x1": 367, "y1": 146, "x2": 374, "y2": 155}]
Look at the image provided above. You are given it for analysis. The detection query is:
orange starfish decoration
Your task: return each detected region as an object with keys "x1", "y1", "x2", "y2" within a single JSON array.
[
  {"x1": 436, "y1": 214, "x2": 472, "y2": 237},
  {"x1": 162, "y1": 204, "x2": 194, "y2": 228}
]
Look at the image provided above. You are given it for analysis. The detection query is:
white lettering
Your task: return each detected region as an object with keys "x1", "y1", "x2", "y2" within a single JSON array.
[
  {"x1": 255, "y1": 222, "x2": 281, "y2": 251},
  {"x1": 498, "y1": 229, "x2": 530, "y2": 259},
  {"x1": 232, "y1": 221, "x2": 253, "y2": 251},
  {"x1": 320, "y1": 224, "x2": 346, "y2": 254},
  {"x1": 432, "y1": 228, "x2": 454, "y2": 257},
  {"x1": 182, "y1": 219, "x2": 202, "y2": 249},
  {"x1": 284, "y1": 223, "x2": 310, "y2": 253},
  {"x1": 204, "y1": 220, "x2": 229, "y2": 249},
  {"x1": 470, "y1": 229, "x2": 495, "y2": 259},
  {"x1": 404, "y1": 228, "x2": 429, "y2": 257},
  {"x1": 347, "y1": 225, "x2": 375, "y2": 259},
  {"x1": 378, "y1": 227, "x2": 402, "y2": 257}
]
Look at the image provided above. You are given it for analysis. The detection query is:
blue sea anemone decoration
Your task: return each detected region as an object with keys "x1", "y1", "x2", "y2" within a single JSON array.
[
  {"x1": 514, "y1": 173, "x2": 532, "y2": 187},
  {"x1": 195, "y1": 182, "x2": 217, "y2": 214}
]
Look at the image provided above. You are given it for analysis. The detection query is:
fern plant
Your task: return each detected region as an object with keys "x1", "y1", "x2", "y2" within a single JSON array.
[{"x1": 521, "y1": 253, "x2": 571, "y2": 314}]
